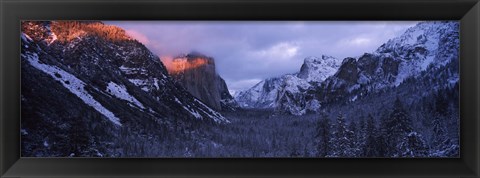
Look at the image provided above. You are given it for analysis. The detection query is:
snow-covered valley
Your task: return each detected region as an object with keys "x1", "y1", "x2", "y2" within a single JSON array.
[{"x1": 20, "y1": 21, "x2": 459, "y2": 158}]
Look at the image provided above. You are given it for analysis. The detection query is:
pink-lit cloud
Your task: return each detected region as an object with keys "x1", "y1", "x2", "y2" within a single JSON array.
[{"x1": 126, "y1": 30, "x2": 150, "y2": 45}]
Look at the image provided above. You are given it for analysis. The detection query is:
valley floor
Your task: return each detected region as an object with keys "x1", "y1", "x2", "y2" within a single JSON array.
[{"x1": 191, "y1": 109, "x2": 320, "y2": 157}]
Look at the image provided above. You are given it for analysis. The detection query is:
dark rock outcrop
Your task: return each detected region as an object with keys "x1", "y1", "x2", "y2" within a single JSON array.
[{"x1": 168, "y1": 52, "x2": 238, "y2": 111}]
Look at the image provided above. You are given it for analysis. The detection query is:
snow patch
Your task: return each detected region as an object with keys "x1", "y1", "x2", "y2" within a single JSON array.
[
  {"x1": 306, "y1": 99, "x2": 321, "y2": 111},
  {"x1": 106, "y1": 82, "x2": 145, "y2": 109},
  {"x1": 21, "y1": 33, "x2": 33, "y2": 42},
  {"x1": 127, "y1": 78, "x2": 162, "y2": 92},
  {"x1": 194, "y1": 99, "x2": 229, "y2": 123},
  {"x1": 350, "y1": 95, "x2": 358, "y2": 102},
  {"x1": 21, "y1": 129, "x2": 29, "y2": 135},
  {"x1": 128, "y1": 79, "x2": 148, "y2": 91},
  {"x1": 23, "y1": 52, "x2": 122, "y2": 126},
  {"x1": 175, "y1": 98, "x2": 202, "y2": 119},
  {"x1": 153, "y1": 78, "x2": 160, "y2": 90},
  {"x1": 421, "y1": 55, "x2": 435, "y2": 70},
  {"x1": 357, "y1": 73, "x2": 370, "y2": 85},
  {"x1": 184, "y1": 105, "x2": 203, "y2": 119},
  {"x1": 120, "y1": 65, "x2": 148, "y2": 75}
]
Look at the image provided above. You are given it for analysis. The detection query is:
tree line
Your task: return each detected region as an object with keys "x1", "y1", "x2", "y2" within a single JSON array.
[{"x1": 315, "y1": 97, "x2": 459, "y2": 158}]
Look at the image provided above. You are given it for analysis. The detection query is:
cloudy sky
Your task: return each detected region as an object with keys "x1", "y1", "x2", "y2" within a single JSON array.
[{"x1": 105, "y1": 21, "x2": 419, "y2": 93}]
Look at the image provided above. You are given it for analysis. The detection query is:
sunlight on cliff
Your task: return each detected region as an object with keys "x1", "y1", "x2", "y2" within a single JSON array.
[
  {"x1": 21, "y1": 21, "x2": 133, "y2": 43},
  {"x1": 162, "y1": 56, "x2": 210, "y2": 74}
]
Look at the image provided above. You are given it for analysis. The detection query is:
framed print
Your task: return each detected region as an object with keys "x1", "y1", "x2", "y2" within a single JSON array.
[{"x1": 1, "y1": 0, "x2": 479, "y2": 177}]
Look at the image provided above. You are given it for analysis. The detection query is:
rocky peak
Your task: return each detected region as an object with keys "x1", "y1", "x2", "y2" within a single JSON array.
[
  {"x1": 303, "y1": 55, "x2": 338, "y2": 66},
  {"x1": 170, "y1": 52, "x2": 215, "y2": 75},
  {"x1": 235, "y1": 55, "x2": 340, "y2": 114},
  {"x1": 297, "y1": 55, "x2": 341, "y2": 82},
  {"x1": 376, "y1": 21, "x2": 458, "y2": 58},
  {"x1": 167, "y1": 52, "x2": 237, "y2": 111},
  {"x1": 374, "y1": 21, "x2": 459, "y2": 85}
]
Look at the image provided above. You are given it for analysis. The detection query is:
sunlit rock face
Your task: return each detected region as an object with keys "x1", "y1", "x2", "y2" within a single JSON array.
[{"x1": 167, "y1": 52, "x2": 238, "y2": 111}]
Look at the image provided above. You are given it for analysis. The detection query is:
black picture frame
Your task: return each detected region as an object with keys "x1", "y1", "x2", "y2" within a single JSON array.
[{"x1": 1, "y1": 0, "x2": 479, "y2": 177}]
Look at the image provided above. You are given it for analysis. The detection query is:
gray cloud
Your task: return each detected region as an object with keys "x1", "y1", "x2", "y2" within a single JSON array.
[{"x1": 105, "y1": 21, "x2": 419, "y2": 92}]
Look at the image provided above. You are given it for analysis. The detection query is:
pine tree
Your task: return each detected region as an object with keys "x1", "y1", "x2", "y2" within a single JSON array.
[
  {"x1": 398, "y1": 132, "x2": 429, "y2": 157},
  {"x1": 315, "y1": 115, "x2": 331, "y2": 157},
  {"x1": 430, "y1": 87, "x2": 459, "y2": 157},
  {"x1": 290, "y1": 141, "x2": 301, "y2": 157},
  {"x1": 363, "y1": 114, "x2": 378, "y2": 157},
  {"x1": 357, "y1": 117, "x2": 367, "y2": 156},
  {"x1": 435, "y1": 90, "x2": 449, "y2": 117},
  {"x1": 68, "y1": 116, "x2": 92, "y2": 156},
  {"x1": 384, "y1": 97, "x2": 413, "y2": 157},
  {"x1": 330, "y1": 113, "x2": 352, "y2": 157},
  {"x1": 375, "y1": 134, "x2": 389, "y2": 157},
  {"x1": 347, "y1": 121, "x2": 360, "y2": 157},
  {"x1": 430, "y1": 114, "x2": 459, "y2": 157},
  {"x1": 431, "y1": 115, "x2": 447, "y2": 150}
]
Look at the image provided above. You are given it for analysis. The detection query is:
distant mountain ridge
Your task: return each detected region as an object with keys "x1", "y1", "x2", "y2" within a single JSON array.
[
  {"x1": 235, "y1": 21, "x2": 459, "y2": 115},
  {"x1": 317, "y1": 21, "x2": 459, "y2": 104},
  {"x1": 235, "y1": 55, "x2": 342, "y2": 115}
]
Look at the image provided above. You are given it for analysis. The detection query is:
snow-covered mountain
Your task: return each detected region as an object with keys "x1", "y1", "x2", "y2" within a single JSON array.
[
  {"x1": 317, "y1": 21, "x2": 459, "y2": 104},
  {"x1": 235, "y1": 55, "x2": 342, "y2": 115},
  {"x1": 21, "y1": 21, "x2": 229, "y2": 156},
  {"x1": 22, "y1": 21, "x2": 228, "y2": 125},
  {"x1": 235, "y1": 21, "x2": 459, "y2": 116},
  {"x1": 167, "y1": 52, "x2": 238, "y2": 111},
  {"x1": 298, "y1": 55, "x2": 342, "y2": 82},
  {"x1": 377, "y1": 21, "x2": 459, "y2": 86},
  {"x1": 234, "y1": 76, "x2": 283, "y2": 109}
]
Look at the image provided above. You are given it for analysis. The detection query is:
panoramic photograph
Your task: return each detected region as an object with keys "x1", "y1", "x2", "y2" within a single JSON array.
[{"x1": 21, "y1": 21, "x2": 459, "y2": 158}]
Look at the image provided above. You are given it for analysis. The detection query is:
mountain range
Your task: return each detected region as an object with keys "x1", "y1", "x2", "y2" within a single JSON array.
[
  {"x1": 235, "y1": 21, "x2": 459, "y2": 116},
  {"x1": 20, "y1": 20, "x2": 459, "y2": 157},
  {"x1": 234, "y1": 55, "x2": 341, "y2": 115}
]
